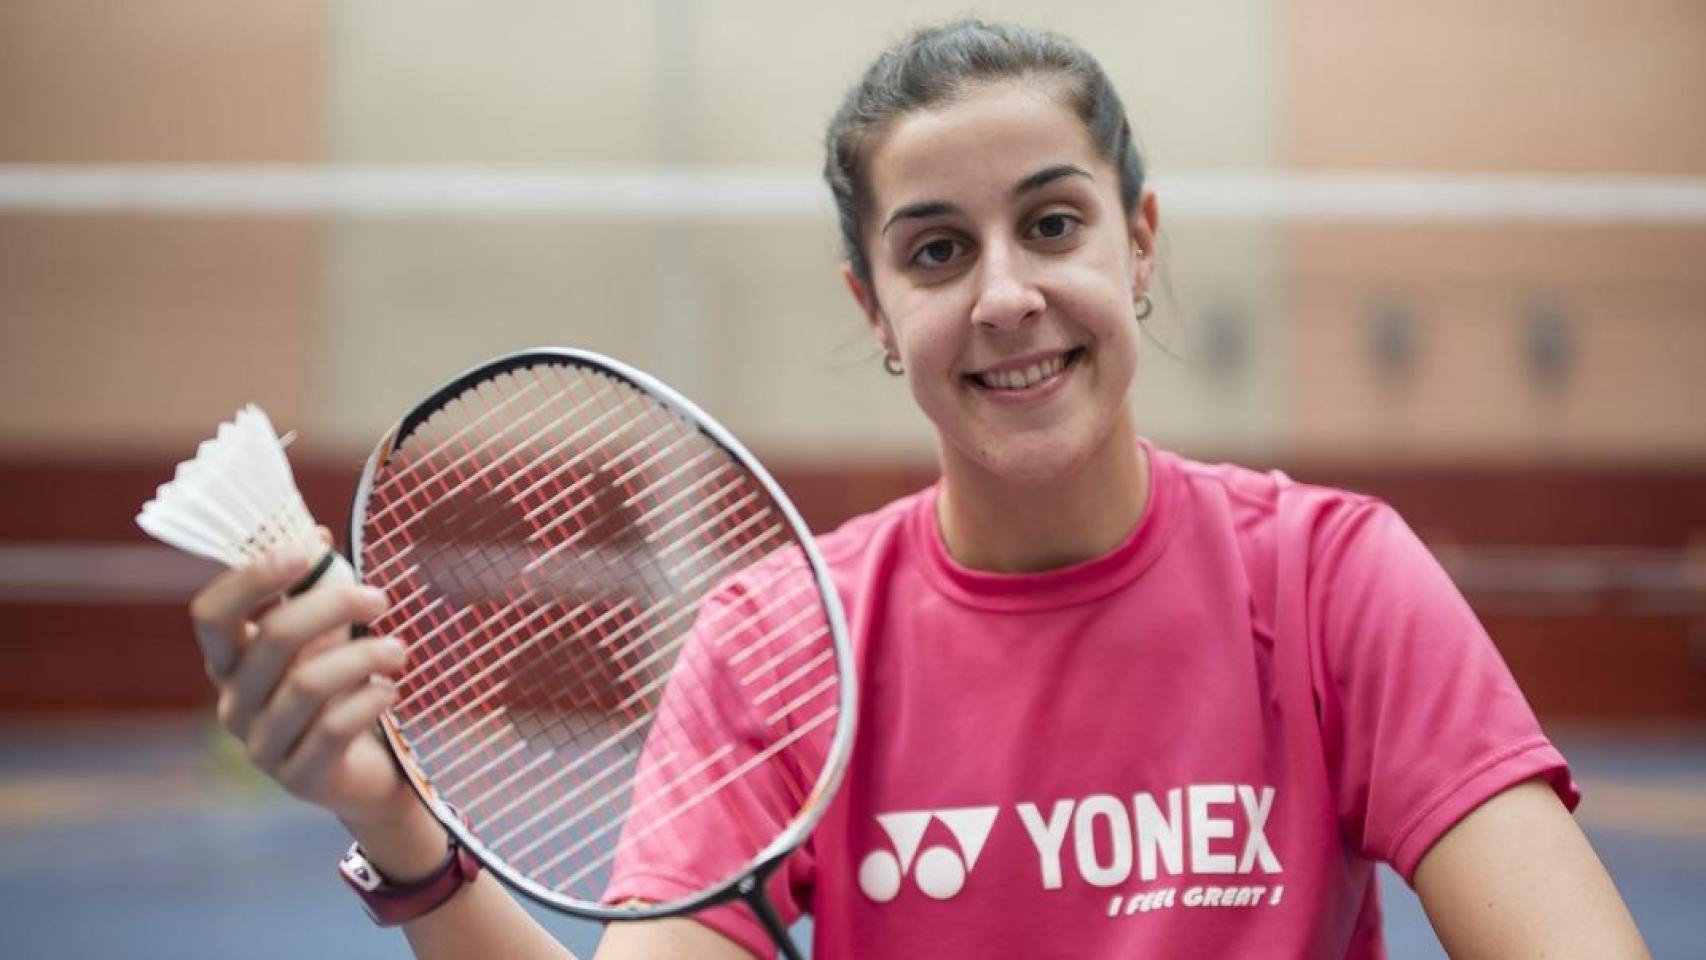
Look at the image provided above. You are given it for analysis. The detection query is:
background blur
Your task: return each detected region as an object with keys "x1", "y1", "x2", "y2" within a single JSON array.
[{"x1": 1, "y1": 1, "x2": 1702, "y2": 957}]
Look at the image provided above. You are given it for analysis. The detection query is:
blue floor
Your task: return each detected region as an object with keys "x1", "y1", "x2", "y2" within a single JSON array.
[{"x1": 1, "y1": 718, "x2": 1700, "y2": 958}]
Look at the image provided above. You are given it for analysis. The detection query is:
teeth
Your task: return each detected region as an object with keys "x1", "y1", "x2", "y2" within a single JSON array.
[{"x1": 978, "y1": 353, "x2": 1068, "y2": 390}]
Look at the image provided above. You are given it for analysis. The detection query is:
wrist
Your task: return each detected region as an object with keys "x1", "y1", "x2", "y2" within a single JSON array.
[
  {"x1": 338, "y1": 793, "x2": 449, "y2": 884},
  {"x1": 338, "y1": 809, "x2": 480, "y2": 928}
]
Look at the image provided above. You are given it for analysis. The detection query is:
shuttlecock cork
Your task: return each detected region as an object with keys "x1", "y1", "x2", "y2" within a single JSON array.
[{"x1": 137, "y1": 404, "x2": 354, "y2": 594}]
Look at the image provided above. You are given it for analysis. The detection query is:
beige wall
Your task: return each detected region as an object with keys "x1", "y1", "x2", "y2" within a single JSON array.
[
  {"x1": 1288, "y1": 223, "x2": 1706, "y2": 460},
  {"x1": 1135, "y1": 222, "x2": 1291, "y2": 457},
  {"x1": 325, "y1": 1, "x2": 1283, "y2": 167},
  {"x1": 1289, "y1": 0, "x2": 1706, "y2": 174},
  {"x1": 0, "y1": 216, "x2": 318, "y2": 452},
  {"x1": 321, "y1": 220, "x2": 684, "y2": 444},
  {"x1": 318, "y1": 0, "x2": 1286, "y2": 457},
  {"x1": 328, "y1": 1, "x2": 663, "y2": 164},
  {"x1": 0, "y1": 1, "x2": 321, "y2": 162},
  {"x1": 0, "y1": 1, "x2": 322, "y2": 454},
  {"x1": 1285, "y1": 0, "x2": 1706, "y2": 460},
  {"x1": 2, "y1": 1, "x2": 1702, "y2": 466}
]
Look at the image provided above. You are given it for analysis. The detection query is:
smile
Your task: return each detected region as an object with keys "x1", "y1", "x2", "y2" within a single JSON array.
[{"x1": 968, "y1": 348, "x2": 1084, "y2": 392}]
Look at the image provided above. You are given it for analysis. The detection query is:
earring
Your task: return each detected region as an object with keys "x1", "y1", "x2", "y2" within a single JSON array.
[
  {"x1": 1134, "y1": 294, "x2": 1153, "y2": 321},
  {"x1": 882, "y1": 353, "x2": 904, "y2": 376}
]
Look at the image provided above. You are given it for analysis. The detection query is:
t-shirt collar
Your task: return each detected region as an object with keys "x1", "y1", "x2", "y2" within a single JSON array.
[{"x1": 912, "y1": 438, "x2": 1177, "y2": 612}]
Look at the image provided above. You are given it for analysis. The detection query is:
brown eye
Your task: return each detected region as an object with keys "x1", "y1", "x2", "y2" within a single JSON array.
[
  {"x1": 911, "y1": 238, "x2": 961, "y2": 268},
  {"x1": 1030, "y1": 213, "x2": 1079, "y2": 240}
]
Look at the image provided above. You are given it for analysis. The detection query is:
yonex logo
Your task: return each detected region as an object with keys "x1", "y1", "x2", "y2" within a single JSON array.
[{"x1": 857, "y1": 806, "x2": 999, "y2": 902}]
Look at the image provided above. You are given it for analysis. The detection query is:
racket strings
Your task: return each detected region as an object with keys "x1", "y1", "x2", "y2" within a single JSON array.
[
  {"x1": 366, "y1": 376, "x2": 547, "y2": 503},
  {"x1": 371, "y1": 383, "x2": 651, "y2": 730},
  {"x1": 463, "y1": 564, "x2": 827, "y2": 849},
  {"x1": 363, "y1": 361, "x2": 841, "y2": 903},
  {"x1": 511, "y1": 373, "x2": 833, "y2": 887},
  {"x1": 364, "y1": 377, "x2": 636, "y2": 598},
  {"x1": 398, "y1": 376, "x2": 660, "y2": 750},
  {"x1": 532, "y1": 371, "x2": 825, "y2": 838}
]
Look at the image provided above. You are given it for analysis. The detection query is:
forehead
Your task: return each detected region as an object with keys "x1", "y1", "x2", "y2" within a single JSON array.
[{"x1": 864, "y1": 82, "x2": 1104, "y2": 210}]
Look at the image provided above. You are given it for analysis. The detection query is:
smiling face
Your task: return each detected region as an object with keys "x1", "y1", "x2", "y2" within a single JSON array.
[{"x1": 848, "y1": 80, "x2": 1158, "y2": 488}]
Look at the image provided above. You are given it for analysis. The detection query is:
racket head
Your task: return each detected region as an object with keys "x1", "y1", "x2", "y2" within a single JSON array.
[{"x1": 349, "y1": 348, "x2": 855, "y2": 921}]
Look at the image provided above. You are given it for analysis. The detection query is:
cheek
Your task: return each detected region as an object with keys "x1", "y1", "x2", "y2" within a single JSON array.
[
  {"x1": 897, "y1": 319, "x2": 956, "y2": 367},
  {"x1": 1053, "y1": 263, "x2": 1139, "y2": 337},
  {"x1": 884, "y1": 291, "x2": 964, "y2": 368}
]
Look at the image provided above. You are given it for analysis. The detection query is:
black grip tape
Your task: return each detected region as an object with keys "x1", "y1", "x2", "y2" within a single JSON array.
[{"x1": 284, "y1": 550, "x2": 337, "y2": 598}]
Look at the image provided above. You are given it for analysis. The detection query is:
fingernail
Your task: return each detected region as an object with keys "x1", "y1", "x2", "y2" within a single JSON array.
[
  {"x1": 359, "y1": 585, "x2": 388, "y2": 606},
  {"x1": 381, "y1": 636, "x2": 407, "y2": 662}
]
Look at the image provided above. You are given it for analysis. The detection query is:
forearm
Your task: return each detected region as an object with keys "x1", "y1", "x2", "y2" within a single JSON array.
[{"x1": 343, "y1": 794, "x2": 578, "y2": 960}]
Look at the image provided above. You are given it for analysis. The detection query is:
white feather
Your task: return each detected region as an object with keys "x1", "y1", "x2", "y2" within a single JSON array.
[{"x1": 136, "y1": 405, "x2": 321, "y2": 568}]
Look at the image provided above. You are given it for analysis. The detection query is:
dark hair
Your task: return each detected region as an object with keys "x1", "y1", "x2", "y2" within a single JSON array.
[{"x1": 823, "y1": 20, "x2": 1146, "y2": 287}]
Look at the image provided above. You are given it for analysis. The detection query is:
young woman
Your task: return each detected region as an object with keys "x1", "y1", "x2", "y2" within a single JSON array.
[{"x1": 188, "y1": 20, "x2": 1648, "y2": 959}]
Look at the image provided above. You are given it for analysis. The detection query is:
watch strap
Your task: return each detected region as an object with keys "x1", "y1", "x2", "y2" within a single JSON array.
[{"x1": 338, "y1": 821, "x2": 481, "y2": 927}]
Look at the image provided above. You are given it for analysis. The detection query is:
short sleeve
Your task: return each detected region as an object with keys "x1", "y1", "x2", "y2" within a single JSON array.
[
  {"x1": 601, "y1": 573, "x2": 825, "y2": 957},
  {"x1": 1305, "y1": 498, "x2": 1579, "y2": 882}
]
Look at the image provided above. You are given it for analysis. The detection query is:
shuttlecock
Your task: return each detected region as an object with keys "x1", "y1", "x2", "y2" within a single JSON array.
[{"x1": 137, "y1": 405, "x2": 323, "y2": 568}]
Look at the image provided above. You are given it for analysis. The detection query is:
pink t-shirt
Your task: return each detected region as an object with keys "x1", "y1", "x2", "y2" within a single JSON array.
[{"x1": 606, "y1": 440, "x2": 1577, "y2": 958}]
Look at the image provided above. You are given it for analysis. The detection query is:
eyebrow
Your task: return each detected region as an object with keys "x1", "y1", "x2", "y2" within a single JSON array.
[
  {"x1": 1014, "y1": 163, "x2": 1093, "y2": 196},
  {"x1": 879, "y1": 164, "x2": 1095, "y2": 235}
]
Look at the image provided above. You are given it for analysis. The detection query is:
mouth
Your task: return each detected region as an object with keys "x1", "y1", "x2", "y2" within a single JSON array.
[{"x1": 966, "y1": 348, "x2": 1086, "y2": 392}]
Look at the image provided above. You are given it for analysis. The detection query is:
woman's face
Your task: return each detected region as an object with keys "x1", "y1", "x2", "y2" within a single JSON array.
[{"x1": 850, "y1": 81, "x2": 1157, "y2": 487}]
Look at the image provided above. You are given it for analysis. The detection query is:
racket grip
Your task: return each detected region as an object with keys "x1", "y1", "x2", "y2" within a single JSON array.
[{"x1": 285, "y1": 549, "x2": 377, "y2": 640}]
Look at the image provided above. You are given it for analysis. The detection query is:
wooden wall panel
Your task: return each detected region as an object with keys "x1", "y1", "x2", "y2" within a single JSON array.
[
  {"x1": 0, "y1": 0, "x2": 321, "y2": 161},
  {"x1": 1289, "y1": 0, "x2": 1706, "y2": 174},
  {"x1": 1284, "y1": 224, "x2": 1706, "y2": 461},
  {"x1": 0, "y1": 216, "x2": 319, "y2": 453}
]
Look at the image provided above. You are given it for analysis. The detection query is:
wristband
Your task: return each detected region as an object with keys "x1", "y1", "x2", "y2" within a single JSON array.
[{"x1": 338, "y1": 815, "x2": 481, "y2": 927}]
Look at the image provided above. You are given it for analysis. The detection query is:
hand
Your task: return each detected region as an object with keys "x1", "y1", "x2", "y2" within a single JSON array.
[{"x1": 189, "y1": 536, "x2": 412, "y2": 825}]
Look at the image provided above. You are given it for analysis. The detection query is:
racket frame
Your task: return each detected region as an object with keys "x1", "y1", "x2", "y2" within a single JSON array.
[{"x1": 347, "y1": 347, "x2": 856, "y2": 934}]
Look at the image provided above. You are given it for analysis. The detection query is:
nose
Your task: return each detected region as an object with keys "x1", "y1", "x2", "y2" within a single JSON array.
[{"x1": 968, "y1": 242, "x2": 1044, "y2": 331}]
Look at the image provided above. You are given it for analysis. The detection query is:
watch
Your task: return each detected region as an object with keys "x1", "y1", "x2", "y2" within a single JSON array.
[{"x1": 338, "y1": 823, "x2": 482, "y2": 927}]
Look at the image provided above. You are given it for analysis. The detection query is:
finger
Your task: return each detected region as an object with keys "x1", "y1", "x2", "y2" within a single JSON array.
[
  {"x1": 316, "y1": 525, "x2": 334, "y2": 547},
  {"x1": 274, "y1": 681, "x2": 398, "y2": 801},
  {"x1": 246, "y1": 636, "x2": 407, "y2": 770},
  {"x1": 190, "y1": 549, "x2": 314, "y2": 679},
  {"x1": 222, "y1": 583, "x2": 387, "y2": 739}
]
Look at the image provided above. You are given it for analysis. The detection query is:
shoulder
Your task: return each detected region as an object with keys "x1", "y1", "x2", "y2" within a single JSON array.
[
  {"x1": 1158, "y1": 445, "x2": 1396, "y2": 564},
  {"x1": 1153, "y1": 447, "x2": 1446, "y2": 650},
  {"x1": 691, "y1": 490, "x2": 928, "y2": 628},
  {"x1": 811, "y1": 485, "x2": 931, "y2": 572}
]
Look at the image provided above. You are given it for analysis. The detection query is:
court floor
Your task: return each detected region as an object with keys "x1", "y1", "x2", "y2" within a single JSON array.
[{"x1": 1, "y1": 717, "x2": 1700, "y2": 958}]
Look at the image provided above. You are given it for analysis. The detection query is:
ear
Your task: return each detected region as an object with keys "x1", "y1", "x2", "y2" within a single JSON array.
[
  {"x1": 842, "y1": 262, "x2": 895, "y2": 355},
  {"x1": 1127, "y1": 187, "x2": 1160, "y2": 299}
]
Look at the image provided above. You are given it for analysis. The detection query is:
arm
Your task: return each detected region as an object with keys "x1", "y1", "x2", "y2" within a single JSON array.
[
  {"x1": 346, "y1": 796, "x2": 753, "y2": 960},
  {"x1": 190, "y1": 546, "x2": 757, "y2": 960},
  {"x1": 1413, "y1": 778, "x2": 1649, "y2": 959},
  {"x1": 1297, "y1": 501, "x2": 1647, "y2": 956},
  {"x1": 595, "y1": 919, "x2": 758, "y2": 959}
]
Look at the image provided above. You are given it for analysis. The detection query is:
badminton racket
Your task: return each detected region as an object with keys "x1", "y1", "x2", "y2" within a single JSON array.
[{"x1": 348, "y1": 348, "x2": 854, "y2": 959}]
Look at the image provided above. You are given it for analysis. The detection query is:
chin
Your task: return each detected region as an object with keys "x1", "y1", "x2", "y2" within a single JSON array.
[{"x1": 955, "y1": 429, "x2": 1102, "y2": 488}]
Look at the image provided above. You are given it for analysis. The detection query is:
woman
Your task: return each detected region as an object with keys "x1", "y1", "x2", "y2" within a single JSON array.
[{"x1": 188, "y1": 20, "x2": 1648, "y2": 959}]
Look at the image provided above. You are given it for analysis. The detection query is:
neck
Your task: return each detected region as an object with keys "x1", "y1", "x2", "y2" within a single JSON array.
[{"x1": 935, "y1": 418, "x2": 1149, "y2": 574}]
